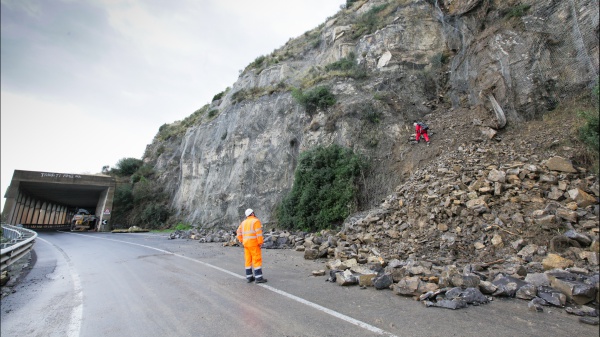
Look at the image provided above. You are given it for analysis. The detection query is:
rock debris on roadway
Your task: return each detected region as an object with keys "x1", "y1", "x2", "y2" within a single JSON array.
[{"x1": 179, "y1": 138, "x2": 599, "y2": 324}]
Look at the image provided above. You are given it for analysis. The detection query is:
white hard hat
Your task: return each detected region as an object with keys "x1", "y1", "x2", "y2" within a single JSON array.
[{"x1": 245, "y1": 208, "x2": 254, "y2": 217}]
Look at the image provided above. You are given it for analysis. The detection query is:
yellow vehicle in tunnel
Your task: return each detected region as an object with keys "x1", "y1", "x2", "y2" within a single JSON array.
[{"x1": 71, "y1": 209, "x2": 98, "y2": 231}]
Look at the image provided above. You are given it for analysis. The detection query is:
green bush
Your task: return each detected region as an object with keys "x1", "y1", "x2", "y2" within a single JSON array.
[
  {"x1": 292, "y1": 86, "x2": 336, "y2": 115},
  {"x1": 326, "y1": 53, "x2": 357, "y2": 72},
  {"x1": 131, "y1": 164, "x2": 155, "y2": 183},
  {"x1": 345, "y1": 0, "x2": 358, "y2": 8},
  {"x1": 351, "y1": 4, "x2": 389, "y2": 39},
  {"x1": 110, "y1": 184, "x2": 134, "y2": 226},
  {"x1": 157, "y1": 123, "x2": 176, "y2": 141},
  {"x1": 250, "y1": 55, "x2": 266, "y2": 69},
  {"x1": 277, "y1": 144, "x2": 366, "y2": 231},
  {"x1": 212, "y1": 90, "x2": 226, "y2": 101},
  {"x1": 132, "y1": 179, "x2": 159, "y2": 204},
  {"x1": 324, "y1": 52, "x2": 367, "y2": 80},
  {"x1": 505, "y1": 4, "x2": 531, "y2": 18},
  {"x1": 140, "y1": 203, "x2": 170, "y2": 228},
  {"x1": 109, "y1": 158, "x2": 171, "y2": 229},
  {"x1": 182, "y1": 106, "x2": 207, "y2": 127},
  {"x1": 208, "y1": 109, "x2": 219, "y2": 118},
  {"x1": 578, "y1": 83, "x2": 600, "y2": 151},
  {"x1": 355, "y1": 101, "x2": 381, "y2": 124},
  {"x1": 244, "y1": 54, "x2": 280, "y2": 73},
  {"x1": 578, "y1": 109, "x2": 599, "y2": 152},
  {"x1": 113, "y1": 158, "x2": 143, "y2": 176},
  {"x1": 231, "y1": 89, "x2": 248, "y2": 104},
  {"x1": 114, "y1": 184, "x2": 133, "y2": 212}
]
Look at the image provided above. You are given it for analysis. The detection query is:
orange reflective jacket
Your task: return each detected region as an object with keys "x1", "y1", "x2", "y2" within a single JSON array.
[{"x1": 236, "y1": 215, "x2": 263, "y2": 247}]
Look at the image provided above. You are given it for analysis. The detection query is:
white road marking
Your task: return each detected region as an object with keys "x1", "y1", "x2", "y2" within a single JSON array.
[
  {"x1": 38, "y1": 237, "x2": 84, "y2": 337},
  {"x1": 67, "y1": 232, "x2": 398, "y2": 337}
]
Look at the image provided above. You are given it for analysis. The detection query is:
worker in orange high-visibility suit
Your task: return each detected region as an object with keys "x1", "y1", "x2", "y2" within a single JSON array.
[{"x1": 237, "y1": 208, "x2": 267, "y2": 283}]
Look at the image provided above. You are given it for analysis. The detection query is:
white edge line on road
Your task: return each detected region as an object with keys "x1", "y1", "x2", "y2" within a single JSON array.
[
  {"x1": 66, "y1": 232, "x2": 398, "y2": 337},
  {"x1": 37, "y1": 237, "x2": 84, "y2": 337}
]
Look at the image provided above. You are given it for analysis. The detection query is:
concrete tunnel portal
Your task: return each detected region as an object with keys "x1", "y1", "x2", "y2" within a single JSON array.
[{"x1": 3, "y1": 170, "x2": 116, "y2": 231}]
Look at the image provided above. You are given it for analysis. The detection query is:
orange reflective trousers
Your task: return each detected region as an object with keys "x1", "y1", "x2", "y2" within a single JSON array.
[{"x1": 244, "y1": 245, "x2": 262, "y2": 270}]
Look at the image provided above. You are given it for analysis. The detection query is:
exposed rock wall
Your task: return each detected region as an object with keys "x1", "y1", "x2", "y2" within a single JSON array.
[
  {"x1": 442, "y1": 0, "x2": 599, "y2": 122},
  {"x1": 144, "y1": 0, "x2": 599, "y2": 229}
]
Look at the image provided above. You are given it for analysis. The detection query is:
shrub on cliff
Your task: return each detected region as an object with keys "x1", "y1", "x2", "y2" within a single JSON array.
[
  {"x1": 351, "y1": 3, "x2": 389, "y2": 39},
  {"x1": 277, "y1": 144, "x2": 366, "y2": 231},
  {"x1": 110, "y1": 158, "x2": 171, "y2": 229},
  {"x1": 325, "y1": 52, "x2": 367, "y2": 80},
  {"x1": 112, "y1": 157, "x2": 143, "y2": 176},
  {"x1": 292, "y1": 86, "x2": 336, "y2": 115},
  {"x1": 577, "y1": 83, "x2": 600, "y2": 173},
  {"x1": 579, "y1": 109, "x2": 599, "y2": 152}
]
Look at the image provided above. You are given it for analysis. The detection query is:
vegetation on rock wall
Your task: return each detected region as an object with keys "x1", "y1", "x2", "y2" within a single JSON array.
[
  {"x1": 504, "y1": 4, "x2": 531, "y2": 18},
  {"x1": 291, "y1": 86, "x2": 336, "y2": 115},
  {"x1": 109, "y1": 157, "x2": 171, "y2": 229},
  {"x1": 112, "y1": 158, "x2": 143, "y2": 177},
  {"x1": 244, "y1": 54, "x2": 284, "y2": 74},
  {"x1": 115, "y1": 0, "x2": 599, "y2": 230},
  {"x1": 324, "y1": 52, "x2": 367, "y2": 80},
  {"x1": 212, "y1": 87, "x2": 230, "y2": 102},
  {"x1": 577, "y1": 83, "x2": 600, "y2": 173},
  {"x1": 157, "y1": 105, "x2": 210, "y2": 141},
  {"x1": 350, "y1": 3, "x2": 390, "y2": 39},
  {"x1": 277, "y1": 144, "x2": 366, "y2": 232}
]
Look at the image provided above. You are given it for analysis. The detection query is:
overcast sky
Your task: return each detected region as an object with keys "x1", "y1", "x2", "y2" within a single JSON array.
[{"x1": 1, "y1": 0, "x2": 344, "y2": 212}]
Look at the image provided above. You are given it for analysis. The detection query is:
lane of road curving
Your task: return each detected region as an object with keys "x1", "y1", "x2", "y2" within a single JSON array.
[{"x1": 2, "y1": 231, "x2": 597, "y2": 337}]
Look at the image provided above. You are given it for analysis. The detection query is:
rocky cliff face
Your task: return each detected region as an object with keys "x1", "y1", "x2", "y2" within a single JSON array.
[{"x1": 143, "y1": 0, "x2": 599, "y2": 228}]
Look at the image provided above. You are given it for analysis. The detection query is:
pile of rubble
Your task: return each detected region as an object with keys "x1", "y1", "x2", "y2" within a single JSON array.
[
  {"x1": 304, "y1": 144, "x2": 599, "y2": 323},
  {"x1": 296, "y1": 141, "x2": 599, "y2": 322},
  {"x1": 181, "y1": 141, "x2": 598, "y2": 323}
]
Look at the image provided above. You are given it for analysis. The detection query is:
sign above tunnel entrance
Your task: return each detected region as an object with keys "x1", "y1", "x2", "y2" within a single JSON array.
[{"x1": 40, "y1": 172, "x2": 83, "y2": 179}]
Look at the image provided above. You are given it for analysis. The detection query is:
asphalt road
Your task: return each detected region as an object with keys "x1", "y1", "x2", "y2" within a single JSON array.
[{"x1": 1, "y1": 231, "x2": 598, "y2": 337}]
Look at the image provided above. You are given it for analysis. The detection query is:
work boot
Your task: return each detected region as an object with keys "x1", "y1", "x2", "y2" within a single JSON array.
[
  {"x1": 246, "y1": 276, "x2": 255, "y2": 283},
  {"x1": 255, "y1": 278, "x2": 268, "y2": 284}
]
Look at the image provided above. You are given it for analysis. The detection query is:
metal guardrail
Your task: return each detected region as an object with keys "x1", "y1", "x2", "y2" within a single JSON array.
[{"x1": 1, "y1": 224, "x2": 37, "y2": 272}]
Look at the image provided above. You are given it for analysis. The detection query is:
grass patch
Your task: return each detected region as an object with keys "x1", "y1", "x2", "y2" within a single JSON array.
[
  {"x1": 157, "y1": 105, "x2": 209, "y2": 141},
  {"x1": 174, "y1": 223, "x2": 193, "y2": 231},
  {"x1": 324, "y1": 52, "x2": 368, "y2": 81},
  {"x1": 231, "y1": 84, "x2": 288, "y2": 104},
  {"x1": 351, "y1": 3, "x2": 391, "y2": 39},
  {"x1": 245, "y1": 55, "x2": 278, "y2": 73}
]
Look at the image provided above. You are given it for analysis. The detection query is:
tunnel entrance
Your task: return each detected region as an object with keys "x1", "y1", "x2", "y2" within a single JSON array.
[{"x1": 2, "y1": 170, "x2": 116, "y2": 231}]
